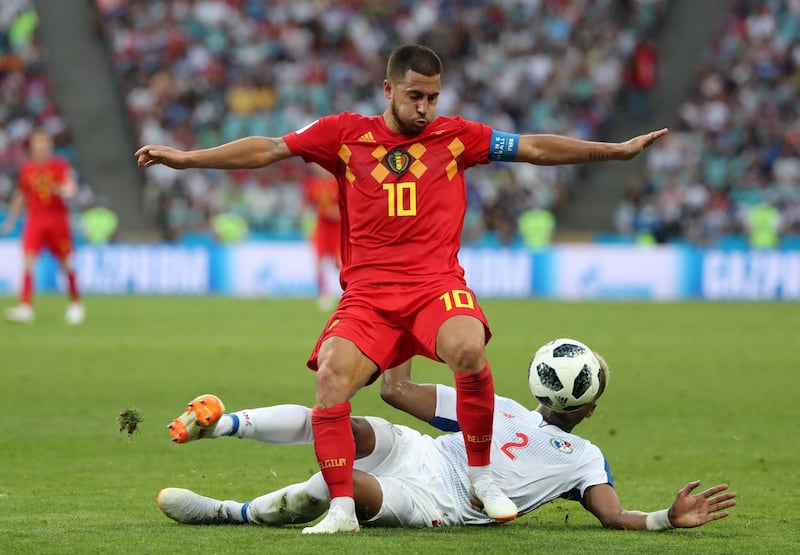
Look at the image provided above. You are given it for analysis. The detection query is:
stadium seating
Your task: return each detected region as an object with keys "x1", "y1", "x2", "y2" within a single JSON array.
[
  {"x1": 616, "y1": 0, "x2": 800, "y2": 245},
  {"x1": 0, "y1": 0, "x2": 93, "y2": 225}
]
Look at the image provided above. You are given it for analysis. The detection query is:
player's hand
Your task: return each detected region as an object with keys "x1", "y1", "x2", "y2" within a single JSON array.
[
  {"x1": 135, "y1": 145, "x2": 190, "y2": 169},
  {"x1": 667, "y1": 480, "x2": 736, "y2": 528},
  {"x1": 0, "y1": 220, "x2": 12, "y2": 235},
  {"x1": 55, "y1": 177, "x2": 78, "y2": 199},
  {"x1": 618, "y1": 128, "x2": 669, "y2": 160}
]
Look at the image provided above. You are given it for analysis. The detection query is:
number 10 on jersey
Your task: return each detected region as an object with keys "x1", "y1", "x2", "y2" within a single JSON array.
[
  {"x1": 439, "y1": 289, "x2": 475, "y2": 311},
  {"x1": 383, "y1": 182, "x2": 417, "y2": 216}
]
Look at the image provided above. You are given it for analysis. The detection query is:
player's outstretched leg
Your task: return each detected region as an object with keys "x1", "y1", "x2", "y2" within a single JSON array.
[
  {"x1": 468, "y1": 475, "x2": 518, "y2": 522},
  {"x1": 248, "y1": 479, "x2": 328, "y2": 525},
  {"x1": 454, "y1": 365, "x2": 518, "y2": 522},
  {"x1": 168, "y1": 394, "x2": 225, "y2": 443},
  {"x1": 301, "y1": 497, "x2": 359, "y2": 534},
  {"x1": 158, "y1": 479, "x2": 330, "y2": 527},
  {"x1": 5, "y1": 304, "x2": 34, "y2": 324},
  {"x1": 157, "y1": 488, "x2": 249, "y2": 525},
  {"x1": 158, "y1": 488, "x2": 227, "y2": 524}
]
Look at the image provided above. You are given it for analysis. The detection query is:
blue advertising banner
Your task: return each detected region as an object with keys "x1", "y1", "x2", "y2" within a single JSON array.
[
  {"x1": 546, "y1": 245, "x2": 685, "y2": 300},
  {"x1": 701, "y1": 250, "x2": 800, "y2": 300},
  {"x1": 0, "y1": 240, "x2": 797, "y2": 301}
]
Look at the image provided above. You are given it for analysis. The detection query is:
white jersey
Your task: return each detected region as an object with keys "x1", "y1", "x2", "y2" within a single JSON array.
[{"x1": 431, "y1": 386, "x2": 612, "y2": 525}]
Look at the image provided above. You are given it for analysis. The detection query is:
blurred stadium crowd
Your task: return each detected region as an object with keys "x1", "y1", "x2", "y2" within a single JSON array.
[
  {"x1": 2, "y1": 0, "x2": 798, "y2": 246},
  {"x1": 0, "y1": 0, "x2": 96, "y2": 220},
  {"x1": 94, "y1": 0, "x2": 668, "y2": 243},
  {"x1": 615, "y1": 0, "x2": 800, "y2": 245},
  {"x1": 0, "y1": 2, "x2": 47, "y2": 171}
]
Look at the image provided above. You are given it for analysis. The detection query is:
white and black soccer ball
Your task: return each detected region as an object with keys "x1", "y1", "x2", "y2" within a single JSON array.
[{"x1": 528, "y1": 338, "x2": 602, "y2": 412}]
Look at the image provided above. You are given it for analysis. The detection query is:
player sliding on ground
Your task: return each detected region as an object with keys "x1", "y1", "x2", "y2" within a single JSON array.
[{"x1": 158, "y1": 343, "x2": 735, "y2": 531}]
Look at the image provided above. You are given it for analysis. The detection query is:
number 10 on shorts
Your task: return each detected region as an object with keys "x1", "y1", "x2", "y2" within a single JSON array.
[{"x1": 439, "y1": 289, "x2": 475, "y2": 311}]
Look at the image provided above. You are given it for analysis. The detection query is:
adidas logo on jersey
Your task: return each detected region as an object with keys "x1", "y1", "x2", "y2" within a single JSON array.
[{"x1": 357, "y1": 132, "x2": 375, "y2": 142}]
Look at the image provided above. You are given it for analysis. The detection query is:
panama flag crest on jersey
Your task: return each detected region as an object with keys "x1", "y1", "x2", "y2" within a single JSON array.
[{"x1": 550, "y1": 437, "x2": 574, "y2": 454}]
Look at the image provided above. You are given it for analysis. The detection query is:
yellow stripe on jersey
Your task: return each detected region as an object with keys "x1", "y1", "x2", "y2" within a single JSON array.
[
  {"x1": 338, "y1": 145, "x2": 357, "y2": 186},
  {"x1": 446, "y1": 138, "x2": 465, "y2": 180}
]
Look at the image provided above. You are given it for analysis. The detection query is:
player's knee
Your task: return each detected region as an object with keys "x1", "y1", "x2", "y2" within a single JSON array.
[
  {"x1": 353, "y1": 471, "x2": 382, "y2": 521},
  {"x1": 315, "y1": 363, "x2": 374, "y2": 406},
  {"x1": 446, "y1": 341, "x2": 486, "y2": 373},
  {"x1": 315, "y1": 368, "x2": 351, "y2": 404},
  {"x1": 351, "y1": 417, "x2": 376, "y2": 458}
]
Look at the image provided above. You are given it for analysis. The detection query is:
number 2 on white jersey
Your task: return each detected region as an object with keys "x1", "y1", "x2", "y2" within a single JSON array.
[{"x1": 500, "y1": 432, "x2": 529, "y2": 461}]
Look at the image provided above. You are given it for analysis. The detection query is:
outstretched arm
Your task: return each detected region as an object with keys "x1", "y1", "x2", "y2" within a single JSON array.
[
  {"x1": 515, "y1": 128, "x2": 668, "y2": 166},
  {"x1": 380, "y1": 360, "x2": 437, "y2": 423},
  {"x1": 135, "y1": 136, "x2": 295, "y2": 170},
  {"x1": 1, "y1": 189, "x2": 24, "y2": 234},
  {"x1": 583, "y1": 480, "x2": 736, "y2": 531}
]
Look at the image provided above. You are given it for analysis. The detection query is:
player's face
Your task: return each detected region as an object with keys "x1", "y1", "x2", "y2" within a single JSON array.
[
  {"x1": 384, "y1": 70, "x2": 441, "y2": 135},
  {"x1": 537, "y1": 401, "x2": 597, "y2": 433},
  {"x1": 30, "y1": 133, "x2": 53, "y2": 161}
]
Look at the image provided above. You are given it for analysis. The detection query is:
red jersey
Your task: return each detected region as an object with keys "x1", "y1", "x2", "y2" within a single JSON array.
[
  {"x1": 304, "y1": 173, "x2": 340, "y2": 226},
  {"x1": 284, "y1": 113, "x2": 493, "y2": 287},
  {"x1": 17, "y1": 157, "x2": 71, "y2": 224},
  {"x1": 304, "y1": 173, "x2": 341, "y2": 258}
]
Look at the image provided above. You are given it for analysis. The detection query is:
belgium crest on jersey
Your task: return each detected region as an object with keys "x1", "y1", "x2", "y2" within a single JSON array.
[{"x1": 386, "y1": 148, "x2": 411, "y2": 175}]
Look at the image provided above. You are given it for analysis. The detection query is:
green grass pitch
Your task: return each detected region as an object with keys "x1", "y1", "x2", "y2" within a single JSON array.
[{"x1": 1, "y1": 296, "x2": 798, "y2": 554}]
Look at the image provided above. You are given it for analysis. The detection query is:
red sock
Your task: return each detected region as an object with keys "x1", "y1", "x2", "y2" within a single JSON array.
[
  {"x1": 454, "y1": 364, "x2": 495, "y2": 467},
  {"x1": 65, "y1": 270, "x2": 80, "y2": 302},
  {"x1": 311, "y1": 402, "x2": 354, "y2": 499},
  {"x1": 21, "y1": 271, "x2": 33, "y2": 305}
]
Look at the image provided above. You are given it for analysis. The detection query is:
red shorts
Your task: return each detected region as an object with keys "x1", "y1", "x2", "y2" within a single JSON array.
[
  {"x1": 22, "y1": 218, "x2": 73, "y2": 258},
  {"x1": 307, "y1": 277, "x2": 491, "y2": 381}
]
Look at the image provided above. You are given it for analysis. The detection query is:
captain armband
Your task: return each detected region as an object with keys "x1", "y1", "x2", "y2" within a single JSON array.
[
  {"x1": 489, "y1": 130, "x2": 520, "y2": 161},
  {"x1": 645, "y1": 509, "x2": 674, "y2": 531}
]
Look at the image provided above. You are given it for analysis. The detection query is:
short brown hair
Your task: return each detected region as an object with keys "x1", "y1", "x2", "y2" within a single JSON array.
[
  {"x1": 594, "y1": 352, "x2": 610, "y2": 400},
  {"x1": 386, "y1": 45, "x2": 442, "y2": 82}
]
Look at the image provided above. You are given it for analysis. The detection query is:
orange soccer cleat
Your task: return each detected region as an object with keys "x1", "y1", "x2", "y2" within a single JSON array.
[{"x1": 168, "y1": 394, "x2": 225, "y2": 444}]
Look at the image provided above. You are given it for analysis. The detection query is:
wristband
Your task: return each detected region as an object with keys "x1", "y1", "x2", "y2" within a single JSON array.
[{"x1": 645, "y1": 509, "x2": 674, "y2": 531}]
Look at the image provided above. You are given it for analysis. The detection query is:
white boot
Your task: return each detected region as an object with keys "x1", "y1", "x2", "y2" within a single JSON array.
[
  {"x1": 157, "y1": 488, "x2": 227, "y2": 524},
  {"x1": 469, "y1": 475, "x2": 518, "y2": 522},
  {"x1": 65, "y1": 302, "x2": 85, "y2": 325},
  {"x1": 301, "y1": 497, "x2": 359, "y2": 534},
  {"x1": 5, "y1": 304, "x2": 34, "y2": 324}
]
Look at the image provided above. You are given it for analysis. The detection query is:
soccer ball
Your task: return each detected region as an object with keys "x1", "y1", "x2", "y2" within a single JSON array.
[{"x1": 528, "y1": 338, "x2": 602, "y2": 412}]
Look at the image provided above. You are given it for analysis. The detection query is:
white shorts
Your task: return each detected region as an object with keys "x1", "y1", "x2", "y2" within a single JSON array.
[{"x1": 354, "y1": 417, "x2": 459, "y2": 528}]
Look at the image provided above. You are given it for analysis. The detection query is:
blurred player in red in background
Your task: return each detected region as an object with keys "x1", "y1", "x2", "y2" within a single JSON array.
[
  {"x1": 2, "y1": 129, "x2": 85, "y2": 325},
  {"x1": 304, "y1": 163, "x2": 341, "y2": 311}
]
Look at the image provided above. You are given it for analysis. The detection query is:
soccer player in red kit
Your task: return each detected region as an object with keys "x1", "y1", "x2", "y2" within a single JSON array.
[
  {"x1": 137, "y1": 44, "x2": 668, "y2": 534},
  {"x1": 303, "y1": 164, "x2": 341, "y2": 310},
  {"x1": 2, "y1": 129, "x2": 85, "y2": 325}
]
